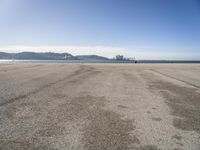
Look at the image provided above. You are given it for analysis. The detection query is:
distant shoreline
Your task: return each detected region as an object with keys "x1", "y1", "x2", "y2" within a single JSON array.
[
  {"x1": 1, "y1": 52, "x2": 199, "y2": 64},
  {"x1": 0, "y1": 59, "x2": 200, "y2": 64}
]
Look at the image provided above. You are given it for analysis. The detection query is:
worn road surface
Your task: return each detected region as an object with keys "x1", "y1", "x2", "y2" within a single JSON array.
[{"x1": 0, "y1": 64, "x2": 200, "y2": 150}]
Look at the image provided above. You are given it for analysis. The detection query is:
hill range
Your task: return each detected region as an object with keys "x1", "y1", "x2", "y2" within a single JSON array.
[{"x1": 0, "y1": 52, "x2": 109, "y2": 60}]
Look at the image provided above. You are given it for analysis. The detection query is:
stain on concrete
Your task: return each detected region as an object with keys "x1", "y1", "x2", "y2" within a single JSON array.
[
  {"x1": 150, "y1": 81, "x2": 200, "y2": 134},
  {"x1": 139, "y1": 145, "x2": 159, "y2": 150},
  {"x1": 117, "y1": 105, "x2": 128, "y2": 109},
  {"x1": 172, "y1": 135, "x2": 183, "y2": 140},
  {"x1": 152, "y1": 117, "x2": 162, "y2": 122},
  {"x1": 81, "y1": 96, "x2": 139, "y2": 150}
]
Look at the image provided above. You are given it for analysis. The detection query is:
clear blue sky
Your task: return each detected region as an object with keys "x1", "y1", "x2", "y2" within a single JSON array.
[{"x1": 0, "y1": 0, "x2": 200, "y2": 59}]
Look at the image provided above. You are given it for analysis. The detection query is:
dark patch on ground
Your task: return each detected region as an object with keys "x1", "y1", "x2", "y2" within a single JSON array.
[
  {"x1": 118, "y1": 104, "x2": 128, "y2": 109},
  {"x1": 2, "y1": 102, "x2": 41, "y2": 121},
  {"x1": 80, "y1": 96, "x2": 139, "y2": 150},
  {"x1": 54, "y1": 95, "x2": 139, "y2": 150},
  {"x1": 172, "y1": 135, "x2": 182, "y2": 140},
  {"x1": 139, "y1": 145, "x2": 159, "y2": 150},
  {"x1": 4, "y1": 95, "x2": 138, "y2": 150},
  {"x1": 150, "y1": 81, "x2": 200, "y2": 134},
  {"x1": 0, "y1": 138, "x2": 53, "y2": 150},
  {"x1": 52, "y1": 93, "x2": 66, "y2": 99},
  {"x1": 152, "y1": 117, "x2": 162, "y2": 122},
  {"x1": 83, "y1": 110, "x2": 138, "y2": 150},
  {"x1": 37, "y1": 124, "x2": 66, "y2": 137}
]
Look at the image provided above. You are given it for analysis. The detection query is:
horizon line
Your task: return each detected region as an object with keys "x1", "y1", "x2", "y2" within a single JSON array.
[{"x1": 0, "y1": 45, "x2": 200, "y2": 60}]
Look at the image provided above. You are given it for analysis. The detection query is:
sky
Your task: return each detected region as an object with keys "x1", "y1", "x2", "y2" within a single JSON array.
[{"x1": 0, "y1": 0, "x2": 200, "y2": 60}]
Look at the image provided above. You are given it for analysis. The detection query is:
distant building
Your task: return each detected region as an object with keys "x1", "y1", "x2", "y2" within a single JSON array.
[
  {"x1": 115, "y1": 55, "x2": 124, "y2": 60},
  {"x1": 114, "y1": 55, "x2": 137, "y2": 63}
]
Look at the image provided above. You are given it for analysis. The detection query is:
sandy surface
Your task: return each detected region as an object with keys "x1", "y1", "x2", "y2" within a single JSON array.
[{"x1": 0, "y1": 63, "x2": 200, "y2": 150}]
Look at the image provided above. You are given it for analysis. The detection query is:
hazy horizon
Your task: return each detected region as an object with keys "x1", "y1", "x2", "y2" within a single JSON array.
[
  {"x1": 0, "y1": 0, "x2": 200, "y2": 60},
  {"x1": 1, "y1": 46, "x2": 200, "y2": 60}
]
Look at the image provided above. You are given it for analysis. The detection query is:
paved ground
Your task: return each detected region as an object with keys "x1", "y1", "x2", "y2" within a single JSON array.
[{"x1": 0, "y1": 64, "x2": 200, "y2": 150}]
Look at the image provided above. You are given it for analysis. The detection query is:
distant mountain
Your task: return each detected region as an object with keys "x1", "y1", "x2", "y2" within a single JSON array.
[
  {"x1": 0, "y1": 52, "x2": 109, "y2": 60},
  {"x1": 75, "y1": 55, "x2": 109, "y2": 60},
  {"x1": 13, "y1": 52, "x2": 77, "y2": 60},
  {"x1": 0, "y1": 52, "x2": 76, "y2": 60},
  {"x1": 0, "y1": 52, "x2": 13, "y2": 59}
]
